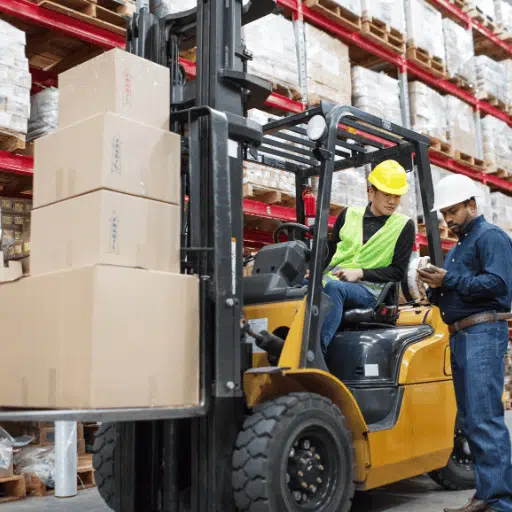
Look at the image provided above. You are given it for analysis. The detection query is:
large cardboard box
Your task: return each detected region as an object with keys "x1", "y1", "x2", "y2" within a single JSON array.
[
  {"x1": 34, "y1": 112, "x2": 180, "y2": 208},
  {"x1": 30, "y1": 190, "x2": 180, "y2": 275},
  {"x1": 0, "y1": 266, "x2": 199, "y2": 409},
  {"x1": 58, "y1": 49, "x2": 170, "y2": 130}
]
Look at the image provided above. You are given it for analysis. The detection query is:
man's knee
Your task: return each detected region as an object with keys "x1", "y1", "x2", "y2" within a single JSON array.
[{"x1": 324, "y1": 280, "x2": 348, "y2": 299}]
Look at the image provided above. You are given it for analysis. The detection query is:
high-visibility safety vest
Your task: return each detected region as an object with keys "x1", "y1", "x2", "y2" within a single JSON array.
[{"x1": 323, "y1": 206, "x2": 410, "y2": 296}]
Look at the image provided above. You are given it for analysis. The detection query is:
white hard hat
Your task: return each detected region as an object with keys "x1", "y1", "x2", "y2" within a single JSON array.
[{"x1": 431, "y1": 174, "x2": 483, "y2": 212}]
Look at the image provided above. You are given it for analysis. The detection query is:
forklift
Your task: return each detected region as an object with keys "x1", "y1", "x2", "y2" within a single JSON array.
[{"x1": 87, "y1": 0, "x2": 476, "y2": 510}]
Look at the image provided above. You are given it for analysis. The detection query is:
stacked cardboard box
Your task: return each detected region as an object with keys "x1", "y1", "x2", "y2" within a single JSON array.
[
  {"x1": 361, "y1": 0, "x2": 405, "y2": 33},
  {"x1": 467, "y1": 0, "x2": 495, "y2": 20},
  {"x1": 0, "y1": 49, "x2": 200, "y2": 411},
  {"x1": 409, "y1": 82, "x2": 448, "y2": 141},
  {"x1": 445, "y1": 96, "x2": 478, "y2": 157},
  {"x1": 405, "y1": 0, "x2": 444, "y2": 60},
  {"x1": 481, "y1": 116, "x2": 512, "y2": 171},
  {"x1": 491, "y1": 192, "x2": 512, "y2": 236},
  {"x1": 0, "y1": 20, "x2": 31, "y2": 147},
  {"x1": 442, "y1": 19, "x2": 476, "y2": 85},
  {"x1": 474, "y1": 55, "x2": 508, "y2": 105}
]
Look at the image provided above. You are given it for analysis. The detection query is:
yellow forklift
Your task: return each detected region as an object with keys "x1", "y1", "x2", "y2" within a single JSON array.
[{"x1": 88, "y1": 1, "x2": 474, "y2": 510}]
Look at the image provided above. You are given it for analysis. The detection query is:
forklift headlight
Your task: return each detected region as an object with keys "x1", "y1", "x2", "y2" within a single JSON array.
[{"x1": 307, "y1": 115, "x2": 327, "y2": 142}]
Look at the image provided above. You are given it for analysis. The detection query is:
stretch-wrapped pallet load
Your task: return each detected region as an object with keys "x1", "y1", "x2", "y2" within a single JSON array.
[
  {"x1": 352, "y1": 66, "x2": 402, "y2": 125},
  {"x1": 0, "y1": 20, "x2": 31, "y2": 147},
  {"x1": 409, "y1": 81, "x2": 448, "y2": 141},
  {"x1": 361, "y1": 0, "x2": 405, "y2": 33},
  {"x1": 27, "y1": 88, "x2": 59, "y2": 142},
  {"x1": 491, "y1": 192, "x2": 512, "y2": 236},
  {"x1": 445, "y1": 96, "x2": 478, "y2": 157},
  {"x1": 495, "y1": 0, "x2": 512, "y2": 33},
  {"x1": 330, "y1": 168, "x2": 369, "y2": 208},
  {"x1": 442, "y1": 18, "x2": 476, "y2": 84},
  {"x1": 397, "y1": 171, "x2": 418, "y2": 223},
  {"x1": 405, "y1": 0, "x2": 444, "y2": 60},
  {"x1": 474, "y1": 55, "x2": 508, "y2": 105},
  {"x1": 305, "y1": 24, "x2": 351, "y2": 106},
  {"x1": 502, "y1": 59, "x2": 512, "y2": 106},
  {"x1": 243, "y1": 14, "x2": 299, "y2": 97},
  {"x1": 244, "y1": 109, "x2": 298, "y2": 196},
  {"x1": 481, "y1": 116, "x2": 512, "y2": 171}
]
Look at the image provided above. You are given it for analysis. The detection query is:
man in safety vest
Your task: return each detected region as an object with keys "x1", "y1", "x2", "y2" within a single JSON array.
[{"x1": 320, "y1": 160, "x2": 415, "y2": 354}]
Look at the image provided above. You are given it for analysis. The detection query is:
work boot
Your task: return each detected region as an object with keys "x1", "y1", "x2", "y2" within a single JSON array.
[{"x1": 443, "y1": 497, "x2": 487, "y2": 512}]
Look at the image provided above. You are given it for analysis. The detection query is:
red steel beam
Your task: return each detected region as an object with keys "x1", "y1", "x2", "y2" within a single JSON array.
[
  {"x1": 0, "y1": 152, "x2": 34, "y2": 176},
  {"x1": 0, "y1": 0, "x2": 125, "y2": 49},
  {"x1": 425, "y1": 0, "x2": 470, "y2": 26}
]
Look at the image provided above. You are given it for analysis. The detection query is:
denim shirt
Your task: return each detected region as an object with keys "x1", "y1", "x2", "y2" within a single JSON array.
[{"x1": 428, "y1": 216, "x2": 512, "y2": 326}]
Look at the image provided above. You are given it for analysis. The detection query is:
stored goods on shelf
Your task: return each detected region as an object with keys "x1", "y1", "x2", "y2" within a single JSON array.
[
  {"x1": 325, "y1": 167, "x2": 368, "y2": 208},
  {"x1": 467, "y1": 0, "x2": 496, "y2": 21},
  {"x1": 352, "y1": 66, "x2": 401, "y2": 125},
  {"x1": 409, "y1": 81, "x2": 448, "y2": 141},
  {"x1": 361, "y1": 0, "x2": 405, "y2": 33},
  {"x1": 58, "y1": 48, "x2": 170, "y2": 130},
  {"x1": 242, "y1": 14, "x2": 299, "y2": 97},
  {"x1": 491, "y1": 192, "x2": 512, "y2": 236},
  {"x1": 481, "y1": 115, "x2": 512, "y2": 171},
  {"x1": 397, "y1": 171, "x2": 418, "y2": 222},
  {"x1": 0, "y1": 20, "x2": 31, "y2": 145},
  {"x1": 495, "y1": 0, "x2": 512, "y2": 33},
  {"x1": 151, "y1": 0, "x2": 195, "y2": 16},
  {"x1": 0, "y1": 197, "x2": 32, "y2": 262},
  {"x1": 405, "y1": 0, "x2": 444, "y2": 61},
  {"x1": 445, "y1": 95, "x2": 478, "y2": 158},
  {"x1": 503, "y1": 59, "x2": 512, "y2": 106},
  {"x1": 329, "y1": 0, "x2": 361, "y2": 15},
  {"x1": 474, "y1": 55, "x2": 508, "y2": 106},
  {"x1": 27, "y1": 88, "x2": 58, "y2": 142},
  {"x1": 442, "y1": 18, "x2": 476, "y2": 84},
  {"x1": 305, "y1": 24, "x2": 351, "y2": 106}
]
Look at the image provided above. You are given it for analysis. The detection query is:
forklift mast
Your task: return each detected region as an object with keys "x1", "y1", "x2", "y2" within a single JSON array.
[{"x1": 117, "y1": 1, "x2": 275, "y2": 510}]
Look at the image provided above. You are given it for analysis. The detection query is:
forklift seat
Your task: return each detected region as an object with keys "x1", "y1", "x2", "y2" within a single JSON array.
[{"x1": 342, "y1": 282, "x2": 400, "y2": 327}]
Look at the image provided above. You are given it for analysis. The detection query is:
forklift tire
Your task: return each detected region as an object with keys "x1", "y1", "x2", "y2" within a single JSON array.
[
  {"x1": 92, "y1": 422, "x2": 116, "y2": 510},
  {"x1": 232, "y1": 392, "x2": 356, "y2": 512},
  {"x1": 429, "y1": 425, "x2": 475, "y2": 491}
]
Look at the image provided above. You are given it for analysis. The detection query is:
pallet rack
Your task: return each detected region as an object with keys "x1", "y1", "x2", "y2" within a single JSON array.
[{"x1": 1, "y1": 0, "x2": 512, "y2": 253}]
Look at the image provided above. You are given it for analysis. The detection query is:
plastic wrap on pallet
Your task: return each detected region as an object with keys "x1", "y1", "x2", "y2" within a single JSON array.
[
  {"x1": 243, "y1": 14, "x2": 299, "y2": 96},
  {"x1": 352, "y1": 66, "x2": 401, "y2": 125},
  {"x1": 495, "y1": 0, "x2": 512, "y2": 33},
  {"x1": 0, "y1": 20, "x2": 30, "y2": 137},
  {"x1": 27, "y1": 88, "x2": 59, "y2": 142},
  {"x1": 467, "y1": 0, "x2": 495, "y2": 20},
  {"x1": 445, "y1": 96, "x2": 477, "y2": 157},
  {"x1": 491, "y1": 192, "x2": 512, "y2": 236},
  {"x1": 405, "y1": 0, "x2": 445, "y2": 60},
  {"x1": 331, "y1": 168, "x2": 369, "y2": 207},
  {"x1": 151, "y1": 0, "x2": 196, "y2": 16},
  {"x1": 481, "y1": 116, "x2": 512, "y2": 171},
  {"x1": 442, "y1": 18, "x2": 476, "y2": 84},
  {"x1": 474, "y1": 55, "x2": 508, "y2": 105},
  {"x1": 305, "y1": 24, "x2": 351, "y2": 106},
  {"x1": 409, "y1": 81, "x2": 447, "y2": 141},
  {"x1": 397, "y1": 171, "x2": 418, "y2": 221},
  {"x1": 361, "y1": 0, "x2": 405, "y2": 33},
  {"x1": 502, "y1": 59, "x2": 512, "y2": 106},
  {"x1": 14, "y1": 445, "x2": 55, "y2": 488}
]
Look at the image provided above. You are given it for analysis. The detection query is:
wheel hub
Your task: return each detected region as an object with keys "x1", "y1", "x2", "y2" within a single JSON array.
[{"x1": 288, "y1": 439, "x2": 325, "y2": 502}]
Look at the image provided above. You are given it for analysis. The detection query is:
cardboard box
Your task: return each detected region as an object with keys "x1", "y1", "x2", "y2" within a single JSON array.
[
  {"x1": 30, "y1": 190, "x2": 180, "y2": 276},
  {"x1": 58, "y1": 48, "x2": 170, "y2": 130},
  {"x1": 34, "y1": 112, "x2": 180, "y2": 208},
  {"x1": 0, "y1": 265, "x2": 200, "y2": 409}
]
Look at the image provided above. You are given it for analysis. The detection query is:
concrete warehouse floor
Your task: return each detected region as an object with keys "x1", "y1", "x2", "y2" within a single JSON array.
[{"x1": 4, "y1": 413, "x2": 512, "y2": 512}]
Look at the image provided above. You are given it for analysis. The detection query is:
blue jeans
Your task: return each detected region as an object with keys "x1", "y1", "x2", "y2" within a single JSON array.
[
  {"x1": 320, "y1": 280, "x2": 376, "y2": 353},
  {"x1": 451, "y1": 321, "x2": 512, "y2": 511}
]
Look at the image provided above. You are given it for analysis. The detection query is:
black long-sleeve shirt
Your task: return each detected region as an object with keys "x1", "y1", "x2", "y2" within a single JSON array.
[{"x1": 326, "y1": 205, "x2": 416, "y2": 283}]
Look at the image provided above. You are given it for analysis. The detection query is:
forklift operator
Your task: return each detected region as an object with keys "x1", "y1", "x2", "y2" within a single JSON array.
[
  {"x1": 319, "y1": 160, "x2": 415, "y2": 354},
  {"x1": 418, "y1": 174, "x2": 512, "y2": 512}
]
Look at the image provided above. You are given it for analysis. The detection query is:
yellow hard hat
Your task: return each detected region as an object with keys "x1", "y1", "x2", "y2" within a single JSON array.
[{"x1": 368, "y1": 160, "x2": 408, "y2": 195}]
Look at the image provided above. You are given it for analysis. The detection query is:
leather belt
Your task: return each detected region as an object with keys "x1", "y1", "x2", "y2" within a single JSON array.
[{"x1": 448, "y1": 311, "x2": 512, "y2": 335}]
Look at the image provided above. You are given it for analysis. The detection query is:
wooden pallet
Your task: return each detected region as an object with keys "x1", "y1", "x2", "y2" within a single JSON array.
[
  {"x1": 484, "y1": 167, "x2": 512, "y2": 181},
  {"x1": 463, "y1": 6, "x2": 499, "y2": 32},
  {"x1": 447, "y1": 0, "x2": 467, "y2": 9},
  {"x1": 454, "y1": 151, "x2": 485, "y2": 171},
  {"x1": 361, "y1": 16, "x2": 405, "y2": 55},
  {"x1": 304, "y1": 0, "x2": 361, "y2": 32},
  {"x1": 271, "y1": 82, "x2": 303, "y2": 103},
  {"x1": 429, "y1": 137, "x2": 453, "y2": 158},
  {"x1": 406, "y1": 45, "x2": 447, "y2": 79},
  {"x1": 0, "y1": 130, "x2": 25, "y2": 153},
  {"x1": 36, "y1": 0, "x2": 129, "y2": 35},
  {"x1": 25, "y1": 455, "x2": 95, "y2": 497},
  {"x1": 0, "y1": 475, "x2": 26, "y2": 504},
  {"x1": 476, "y1": 91, "x2": 508, "y2": 113},
  {"x1": 243, "y1": 183, "x2": 296, "y2": 209},
  {"x1": 447, "y1": 75, "x2": 474, "y2": 94}
]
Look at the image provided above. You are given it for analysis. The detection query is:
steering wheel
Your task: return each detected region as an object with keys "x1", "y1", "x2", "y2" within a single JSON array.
[{"x1": 273, "y1": 222, "x2": 312, "y2": 243}]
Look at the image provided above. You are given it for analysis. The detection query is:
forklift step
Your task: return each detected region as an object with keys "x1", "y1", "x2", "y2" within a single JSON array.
[
  {"x1": 36, "y1": 0, "x2": 128, "y2": 35},
  {"x1": 453, "y1": 151, "x2": 486, "y2": 172},
  {"x1": 406, "y1": 44, "x2": 447, "y2": 79},
  {"x1": 428, "y1": 137, "x2": 453, "y2": 158},
  {"x1": 361, "y1": 16, "x2": 406, "y2": 55},
  {"x1": 304, "y1": 0, "x2": 361, "y2": 33}
]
